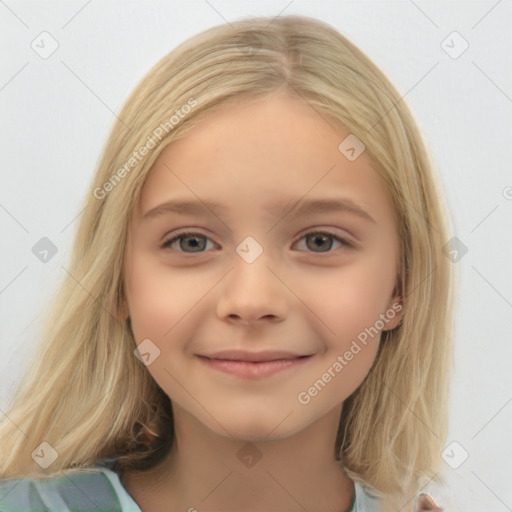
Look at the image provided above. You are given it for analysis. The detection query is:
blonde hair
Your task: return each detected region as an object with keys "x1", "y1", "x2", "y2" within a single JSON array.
[{"x1": 0, "y1": 15, "x2": 456, "y2": 511}]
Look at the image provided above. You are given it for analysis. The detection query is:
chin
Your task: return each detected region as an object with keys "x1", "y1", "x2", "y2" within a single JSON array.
[{"x1": 206, "y1": 410, "x2": 303, "y2": 443}]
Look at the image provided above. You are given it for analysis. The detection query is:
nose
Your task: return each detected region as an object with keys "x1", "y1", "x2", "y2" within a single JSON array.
[{"x1": 216, "y1": 253, "x2": 288, "y2": 326}]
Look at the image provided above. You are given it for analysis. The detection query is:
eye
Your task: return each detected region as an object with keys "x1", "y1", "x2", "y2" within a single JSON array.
[
  {"x1": 160, "y1": 231, "x2": 216, "y2": 253},
  {"x1": 293, "y1": 230, "x2": 356, "y2": 253},
  {"x1": 160, "y1": 229, "x2": 355, "y2": 254}
]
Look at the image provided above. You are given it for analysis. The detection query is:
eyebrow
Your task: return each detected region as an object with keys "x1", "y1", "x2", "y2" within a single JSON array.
[{"x1": 142, "y1": 197, "x2": 377, "y2": 225}]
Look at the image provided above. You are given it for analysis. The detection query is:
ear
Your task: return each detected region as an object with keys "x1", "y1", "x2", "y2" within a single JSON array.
[
  {"x1": 382, "y1": 279, "x2": 404, "y2": 331},
  {"x1": 114, "y1": 295, "x2": 130, "y2": 324}
]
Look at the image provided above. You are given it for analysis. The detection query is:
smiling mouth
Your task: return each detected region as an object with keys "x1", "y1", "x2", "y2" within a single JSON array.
[{"x1": 196, "y1": 354, "x2": 314, "y2": 379}]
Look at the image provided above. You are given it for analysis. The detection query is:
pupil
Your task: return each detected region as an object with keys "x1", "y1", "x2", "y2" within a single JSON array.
[
  {"x1": 309, "y1": 234, "x2": 331, "y2": 252},
  {"x1": 184, "y1": 236, "x2": 203, "y2": 251}
]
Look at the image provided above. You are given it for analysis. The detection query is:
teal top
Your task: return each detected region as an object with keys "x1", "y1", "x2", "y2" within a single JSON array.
[{"x1": 0, "y1": 461, "x2": 381, "y2": 511}]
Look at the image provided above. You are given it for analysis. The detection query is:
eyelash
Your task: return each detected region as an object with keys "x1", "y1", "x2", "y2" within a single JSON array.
[{"x1": 160, "y1": 229, "x2": 356, "y2": 254}]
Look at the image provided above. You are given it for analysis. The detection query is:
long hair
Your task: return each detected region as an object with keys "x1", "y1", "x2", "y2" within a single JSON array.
[{"x1": 0, "y1": 15, "x2": 456, "y2": 511}]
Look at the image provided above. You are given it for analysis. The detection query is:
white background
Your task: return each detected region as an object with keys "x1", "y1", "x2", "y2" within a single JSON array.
[{"x1": 1, "y1": 1, "x2": 511, "y2": 509}]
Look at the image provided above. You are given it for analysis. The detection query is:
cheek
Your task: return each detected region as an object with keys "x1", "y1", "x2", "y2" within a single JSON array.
[
  {"x1": 125, "y1": 252, "x2": 186, "y2": 343},
  {"x1": 125, "y1": 261, "x2": 197, "y2": 397},
  {"x1": 306, "y1": 260, "x2": 393, "y2": 341}
]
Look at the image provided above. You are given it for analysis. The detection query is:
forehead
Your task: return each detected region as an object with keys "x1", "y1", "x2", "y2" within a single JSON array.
[{"x1": 135, "y1": 92, "x2": 396, "y2": 228}]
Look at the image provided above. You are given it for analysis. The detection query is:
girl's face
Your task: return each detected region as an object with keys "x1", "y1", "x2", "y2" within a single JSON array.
[{"x1": 123, "y1": 91, "x2": 403, "y2": 441}]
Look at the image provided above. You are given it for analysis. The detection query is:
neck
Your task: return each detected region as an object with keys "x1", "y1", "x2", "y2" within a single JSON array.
[{"x1": 121, "y1": 404, "x2": 355, "y2": 512}]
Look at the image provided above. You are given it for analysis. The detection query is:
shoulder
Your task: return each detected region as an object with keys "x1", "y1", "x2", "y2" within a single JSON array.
[
  {"x1": 354, "y1": 480, "x2": 382, "y2": 511},
  {"x1": 353, "y1": 481, "x2": 444, "y2": 512},
  {"x1": 0, "y1": 467, "x2": 123, "y2": 512}
]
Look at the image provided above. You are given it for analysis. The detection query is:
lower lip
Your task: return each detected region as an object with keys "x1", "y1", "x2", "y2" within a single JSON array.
[{"x1": 197, "y1": 355, "x2": 313, "y2": 379}]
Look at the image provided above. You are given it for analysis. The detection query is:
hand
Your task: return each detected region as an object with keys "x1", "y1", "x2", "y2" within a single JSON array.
[{"x1": 413, "y1": 493, "x2": 443, "y2": 511}]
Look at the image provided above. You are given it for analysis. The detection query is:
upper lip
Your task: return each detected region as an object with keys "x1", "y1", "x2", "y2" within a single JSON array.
[{"x1": 198, "y1": 350, "x2": 312, "y2": 362}]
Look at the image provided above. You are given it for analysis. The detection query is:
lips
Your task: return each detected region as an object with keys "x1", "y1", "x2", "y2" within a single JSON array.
[
  {"x1": 198, "y1": 349, "x2": 312, "y2": 363},
  {"x1": 196, "y1": 350, "x2": 314, "y2": 379}
]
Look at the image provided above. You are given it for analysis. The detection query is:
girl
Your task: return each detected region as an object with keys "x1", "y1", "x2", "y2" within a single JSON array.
[{"x1": 0, "y1": 14, "x2": 455, "y2": 512}]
